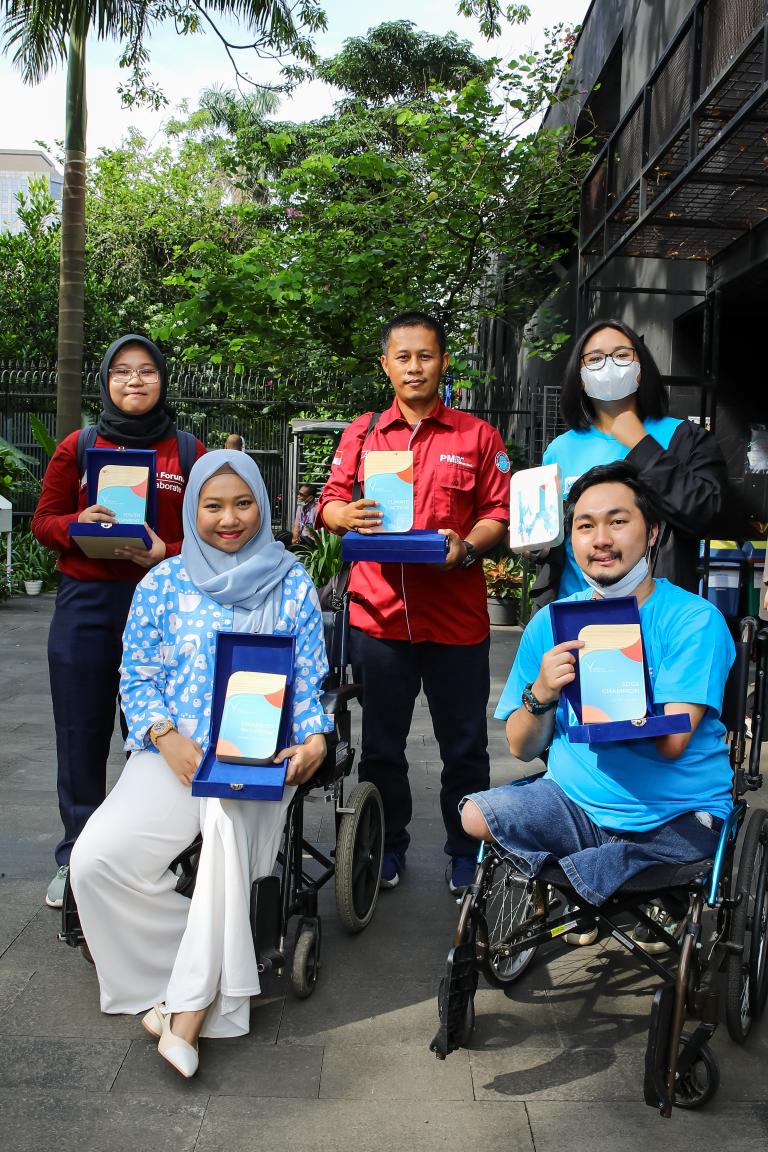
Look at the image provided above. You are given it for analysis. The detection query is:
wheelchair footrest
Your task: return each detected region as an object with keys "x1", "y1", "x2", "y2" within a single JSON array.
[
  {"x1": 644, "y1": 983, "x2": 674, "y2": 1112},
  {"x1": 59, "y1": 873, "x2": 85, "y2": 949},
  {"x1": 250, "y1": 875, "x2": 285, "y2": 971},
  {"x1": 430, "y1": 940, "x2": 478, "y2": 1059}
]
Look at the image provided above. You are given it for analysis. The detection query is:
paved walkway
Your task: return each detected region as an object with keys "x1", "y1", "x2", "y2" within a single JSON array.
[{"x1": 1, "y1": 593, "x2": 767, "y2": 1151}]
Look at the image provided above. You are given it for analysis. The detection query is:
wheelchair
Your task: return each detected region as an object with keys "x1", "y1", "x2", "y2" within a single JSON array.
[
  {"x1": 431, "y1": 618, "x2": 768, "y2": 1118},
  {"x1": 60, "y1": 593, "x2": 385, "y2": 999}
]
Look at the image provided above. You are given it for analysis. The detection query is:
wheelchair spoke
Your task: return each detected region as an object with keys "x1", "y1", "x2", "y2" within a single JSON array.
[{"x1": 480, "y1": 857, "x2": 539, "y2": 985}]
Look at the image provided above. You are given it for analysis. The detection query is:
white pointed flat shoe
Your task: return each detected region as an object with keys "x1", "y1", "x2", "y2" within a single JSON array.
[
  {"x1": 141, "y1": 1004, "x2": 165, "y2": 1039},
  {"x1": 157, "y1": 1010, "x2": 199, "y2": 1079}
]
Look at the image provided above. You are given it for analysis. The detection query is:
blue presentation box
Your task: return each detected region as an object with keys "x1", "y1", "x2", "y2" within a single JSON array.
[
  {"x1": 550, "y1": 596, "x2": 691, "y2": 744},
  {"x1": 192, "y1": 632, "x2": 295, "y2": 802},
  {"x1": 68, "y1": 447, "x2": 158, "y2": 558},
  {"x1": 341, "y1": 529, "x2": 448, "y2": 565}
]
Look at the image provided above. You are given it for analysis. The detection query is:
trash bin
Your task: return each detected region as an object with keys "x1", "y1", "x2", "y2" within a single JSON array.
[
  {"x1": 742, "y1": 540, "x2": 766, "y2": 618},
  {"x1": 700, "y1": 540, "x2": 743, "y2": 616}
]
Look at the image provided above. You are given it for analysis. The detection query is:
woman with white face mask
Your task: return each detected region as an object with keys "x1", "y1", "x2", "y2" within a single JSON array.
[{"x1": 532, "y1": 320, "x2": 726, "y2": 608}]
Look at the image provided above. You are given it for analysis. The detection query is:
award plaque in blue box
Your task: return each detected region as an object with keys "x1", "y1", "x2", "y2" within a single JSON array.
[
  {"x1": 68, "y1": 448, "x2": 158, "y2": 559},
  {"x1": 192, "y1": 632, "x2": 295, "y2": 801},
  {"x1": 550, "y1": 596, "x2": 691, "y2": 744},
  {"x1": 341, "y1": 529, "x2": 448, "y2": 565}
]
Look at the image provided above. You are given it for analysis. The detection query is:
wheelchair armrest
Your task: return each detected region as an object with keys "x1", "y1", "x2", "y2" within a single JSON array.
[{"x1": 320, "y1": 683, "x2": 361, "y2": 716}]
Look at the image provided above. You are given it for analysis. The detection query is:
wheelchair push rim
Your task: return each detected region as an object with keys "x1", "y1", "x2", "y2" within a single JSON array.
[
  {"x1": 334, "y1": 781, "x2": 384, "y2": 933},
  {"x1": 725, "y1": 808, "x2": 768, "y2": 1042}
]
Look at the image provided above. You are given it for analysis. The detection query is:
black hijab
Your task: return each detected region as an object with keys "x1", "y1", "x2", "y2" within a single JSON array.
[{"x1": 96, "y1": 334, "x2": 176, "y2": 447}]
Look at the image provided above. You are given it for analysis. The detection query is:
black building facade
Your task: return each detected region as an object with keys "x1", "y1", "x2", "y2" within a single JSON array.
[{"x1": 494, "y1": 0, "x2": 768, "y2": 536}]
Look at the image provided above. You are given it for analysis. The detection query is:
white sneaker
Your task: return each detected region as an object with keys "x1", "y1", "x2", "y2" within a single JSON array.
[
  {"x1": 45, "y1": 865, "x2": 69, "y2": 909},
  {"x1": 564, "y1": 904, "x2": 599, "y2": 946}
]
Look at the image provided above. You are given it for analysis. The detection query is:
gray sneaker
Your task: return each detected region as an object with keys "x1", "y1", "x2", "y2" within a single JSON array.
[{"x1": 45, "y1": 865, "x2": 69, "y2": 909}]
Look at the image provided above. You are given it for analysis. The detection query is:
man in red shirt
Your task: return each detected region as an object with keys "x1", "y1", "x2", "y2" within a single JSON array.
[{"x1": 320, "y1": 313, "x2": 510, "y2": 893}]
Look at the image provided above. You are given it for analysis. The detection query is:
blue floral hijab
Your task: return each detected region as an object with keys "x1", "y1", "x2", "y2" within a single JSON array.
[{"x1": 181, "y1": 450, "x2": 294, "y2": 633}]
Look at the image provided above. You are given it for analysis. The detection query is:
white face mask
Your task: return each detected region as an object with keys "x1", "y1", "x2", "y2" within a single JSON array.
[
  {"x1": 582, "y1": 554, "x2": 649, "y2": 599},
  {"x1": 580, "y1": 359, "x2": 640, "y2": 403}
]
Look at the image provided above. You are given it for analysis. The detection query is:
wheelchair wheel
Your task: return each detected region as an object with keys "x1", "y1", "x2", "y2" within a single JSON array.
[
  {"x1": 480, "y1": 857, "x2": 540, "y2": 988},
  {"x1": 291, "y1": 924, "x2": 320, "y2": 999},
  {"x1": 673, "y1": 1034, "x2": 719, "y2": 1110},
  {"x1": 334, "y1": 782, "x2": 384, "y2": 933},
  {"x1": 726, "y1": 809, "x2": 768, "y2": 1042}
]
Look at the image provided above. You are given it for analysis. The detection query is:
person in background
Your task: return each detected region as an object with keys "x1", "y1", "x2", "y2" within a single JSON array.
[
  {"x1": 292, "y1": 483, "x2": 320, "y2": 548},
  {"x1": 532, "y1": 319, "x2": 725, "y2": 608},
  {"x1": 70, "y1": 451, "x2": 331, "y2": 1077},
  {"x1": 225, "y1": 433, "x2": 244, "y2": 451},
  {"x1": 319, "y1": 311, "x2": 510, "y2": 896},
  {"x1": 31, "y1": 335, "x2": 206, "y2": 909}
]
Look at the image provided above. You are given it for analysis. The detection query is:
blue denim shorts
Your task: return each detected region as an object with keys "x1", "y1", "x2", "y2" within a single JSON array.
[{"x1": 463, "y1": 776, "x2": 721, "y2": 906}]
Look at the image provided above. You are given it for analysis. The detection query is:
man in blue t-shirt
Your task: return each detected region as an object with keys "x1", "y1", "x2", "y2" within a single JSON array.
[{"x1": 461, "y1": 462, "x2": 735, "y2": 939}]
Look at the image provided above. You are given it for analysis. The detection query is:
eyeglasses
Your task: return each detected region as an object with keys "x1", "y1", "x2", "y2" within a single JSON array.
[
  {"x1": 109, "y1": 366, "x2": 160, "y2": 384},
  {"x1": 581, "y1": 347, "x2": 637, "y2": 371}
]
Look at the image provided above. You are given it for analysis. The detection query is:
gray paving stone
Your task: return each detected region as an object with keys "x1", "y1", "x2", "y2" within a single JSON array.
[
  {"x1": 526, "y1": 1101, "x2": 768, "y2": 1150},
  {"x1": 278, "y1": 973, "x2": 442, "y2": 1046},
  {"x1": 0, "y1": 1089, "x2": 207, "y2": 1152},
  {"x1": 0, "y1": 967, "x2": 34, "y2": 1016},
  {"x1": 0, "y1": 1036, "x2": 130, "y2": 1090},
  {"x1": 1, "y1": 908, "x2": 78, "y2": 969},
  {"x1": 0, "y1": 964, "x2": 135, "y2": 1038},
  {"x1": 113, "y1": 1035, "x2": 322, "y2": 1098},
  {"x1": 195, "y1": 1096, "x2": 534, "y2": 1152},
  {"x1": 0, "y1": 880, "x2": 43, "y2": 954},
  {"x1": 471, "y1": 1044, "x2": 643, "y2": 1100},
  {"x1": 319, "y1": 1041, "x2": 473, "y2": 1100}
]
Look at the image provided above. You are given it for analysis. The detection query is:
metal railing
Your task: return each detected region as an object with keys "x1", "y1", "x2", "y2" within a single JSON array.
[{"x1": 579, "y1": 0, "x2": 768, "y2": 283}]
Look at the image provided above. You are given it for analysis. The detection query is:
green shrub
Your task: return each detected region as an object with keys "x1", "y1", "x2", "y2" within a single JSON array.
[{"x1": 10, "y1": 525, "x2": 58, "y2": 592}]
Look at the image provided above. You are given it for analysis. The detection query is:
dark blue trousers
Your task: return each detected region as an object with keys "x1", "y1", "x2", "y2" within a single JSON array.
[
  {"x1": 349, "y1": 627, "x2": 491, "y2": 858},
  {"x1": 48, "y1": 576, "x2": 136, "y2": 866}
]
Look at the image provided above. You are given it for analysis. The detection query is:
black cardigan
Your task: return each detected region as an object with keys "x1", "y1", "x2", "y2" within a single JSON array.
[{"x1": 531, "y1": 419, "x2": 727, "y2": 609}]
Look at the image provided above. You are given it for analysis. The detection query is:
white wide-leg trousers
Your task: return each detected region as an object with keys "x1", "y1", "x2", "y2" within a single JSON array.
[{"x1": 70, "y1": 750, "x2": 293, "y2": 1038}]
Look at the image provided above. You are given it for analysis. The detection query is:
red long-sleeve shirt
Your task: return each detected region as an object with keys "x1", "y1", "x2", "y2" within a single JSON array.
[
  {"x1": 32, "y1": 431, "x2": 206, "y2": 583},
  {"x1": 319, "y1": 397, "x2": 510, "y2": 645}
]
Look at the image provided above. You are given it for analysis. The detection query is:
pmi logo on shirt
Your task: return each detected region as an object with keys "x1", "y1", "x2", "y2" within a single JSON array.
[{"x1": 439, "y1": 454, "x2": 474, "y2": 469}]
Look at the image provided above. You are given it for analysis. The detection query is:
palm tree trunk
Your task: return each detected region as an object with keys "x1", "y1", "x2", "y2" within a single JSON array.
[{"x1": 56, "y1": 12, "x2": 88, "y2": 441}]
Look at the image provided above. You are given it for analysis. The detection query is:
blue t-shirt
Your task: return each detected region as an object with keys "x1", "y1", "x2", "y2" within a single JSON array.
[
  {"x1": 495, "y1": 579, "x2": 734, "y2": 830},
  {"x1": 543, "y1": 417, "x2": 682, "y2": 596}
]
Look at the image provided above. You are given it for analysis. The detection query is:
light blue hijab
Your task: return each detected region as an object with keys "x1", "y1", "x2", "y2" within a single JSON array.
[{"x1": 181, "y1": 450, "x2": 295, "y2": 633}]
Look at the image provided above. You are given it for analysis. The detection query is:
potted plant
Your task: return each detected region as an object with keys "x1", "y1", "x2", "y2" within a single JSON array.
[
  {"x1": 11, "y1": 527, "x2": 57, "y2": 596},
  {"x1": 483, "y1": 555, "x2": 524, "y2": 626}
]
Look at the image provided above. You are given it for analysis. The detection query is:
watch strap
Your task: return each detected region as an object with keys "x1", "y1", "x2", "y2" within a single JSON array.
[
  {"x1": 522, "y1": 683, "x2": 557, "y2": 716},
  {"x1": 459, "y1": 540, "x2": 477, "y2": 568}
]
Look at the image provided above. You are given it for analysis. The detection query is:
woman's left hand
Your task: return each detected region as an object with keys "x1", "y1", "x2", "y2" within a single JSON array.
[
  {"x1": 277, "y1": 733, "x2": 327, "y2": 786},
  {"x1": 609, "y1": 409, "x2": 647, "y2": 450},
  {"x1": 113, "y1": 525, "x2": 167, "y2": 568}
]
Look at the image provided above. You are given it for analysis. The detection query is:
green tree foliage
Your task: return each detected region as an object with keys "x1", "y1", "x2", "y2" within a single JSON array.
[
  {"x1": 316, "y1": 19, "x2": 489, "y2": 104},
  {"x1": 158, "y1": 19, "x2": 592, "y2": 386},
  {"x1": 0, "y1": 0, "x2": 327, "y2": 437}
]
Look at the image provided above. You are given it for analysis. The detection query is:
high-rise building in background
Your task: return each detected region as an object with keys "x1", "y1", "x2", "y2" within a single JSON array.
[{"x1": 0, "y1": 149, "x2": 63, "y2": 234}]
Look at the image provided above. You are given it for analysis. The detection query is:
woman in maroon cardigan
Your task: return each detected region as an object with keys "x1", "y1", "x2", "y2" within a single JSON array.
[{"x1": 32, "y1": 334, "x2": 205, "y2": 908}]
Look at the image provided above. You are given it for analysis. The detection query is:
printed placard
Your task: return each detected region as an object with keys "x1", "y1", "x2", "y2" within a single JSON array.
[
  {"x1": 509, "y1": 464, "x2": 563, "y2": 551},
  {"x1": 216, "y1": 670, "x2": 287, "y2": 765},
  {"x1": 96, "y1": 464, "x2": 149, "y2": 525},
  {"x1": 364, "y1": 450, "x2": 414, "y2": 533},
  {"x1": 578, "y1": 623, "x2": 647, "y2": 723}
]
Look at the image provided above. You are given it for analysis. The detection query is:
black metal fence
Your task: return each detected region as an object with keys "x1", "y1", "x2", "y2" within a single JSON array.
[{"x1": 2, "y1": 360, "x2": 515, "y2": 526}]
